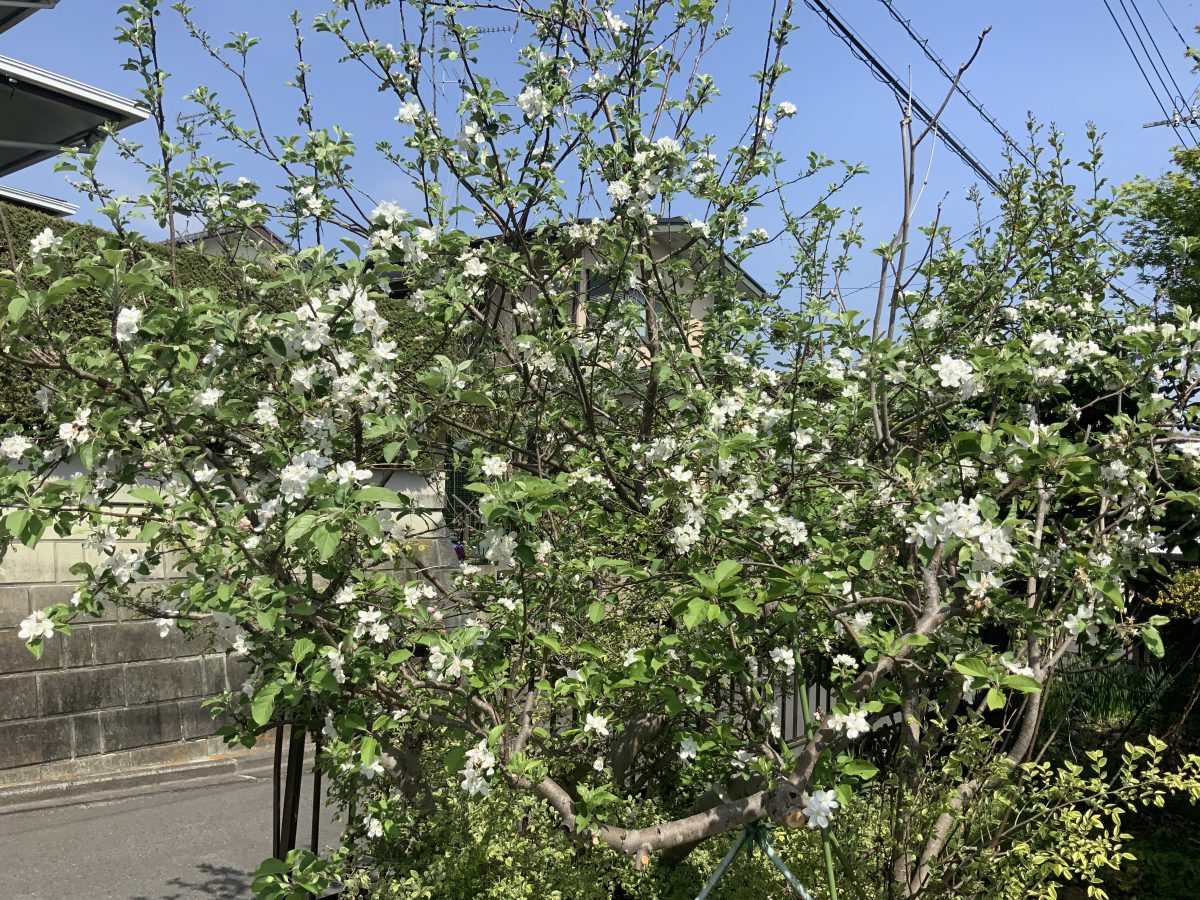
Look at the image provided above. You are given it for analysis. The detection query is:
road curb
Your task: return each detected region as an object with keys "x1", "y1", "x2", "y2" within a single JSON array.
[{"x1": 0, "y1": 746, "x2": 277, "y2": 812}]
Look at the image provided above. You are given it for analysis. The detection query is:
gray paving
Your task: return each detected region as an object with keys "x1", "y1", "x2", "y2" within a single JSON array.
[{"x1": 0, "y1": 769, "x2": 342, "y2": 899}]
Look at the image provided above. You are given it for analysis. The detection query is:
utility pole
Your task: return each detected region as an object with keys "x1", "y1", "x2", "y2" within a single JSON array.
[{"x1": 1144, "y1": 103, "x2": 1200, "y2": 130}]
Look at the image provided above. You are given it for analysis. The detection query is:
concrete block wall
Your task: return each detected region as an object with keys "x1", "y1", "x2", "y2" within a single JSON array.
[
  {"x1": 0, "y1": 534, "x2": 246, "y2": 786},
  {"x1": 0, "y1": 471, "x2": 456, "y2": 787}
]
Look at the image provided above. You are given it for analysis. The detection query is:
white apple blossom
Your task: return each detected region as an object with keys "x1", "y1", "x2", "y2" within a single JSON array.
[
  {"x1": 1029, "y1": 331, "x2": 1063, "y2": 355},
  {"x1": 371, "y1": 200, "x2": 406, "y2": 226},
  {"x1": 479, "y1": 528, "x2": 517, "y2": 567},
  {"x1": 606, "y1": 180, "x2": 632, "y2": 204},
  {"x1": 481, "y1": 456, "x2": 509, "y2": 478},
  {"x1": 769, "y1": 646, "x2": 796, "y2": 675},
  {"x1": 584, "y1": 712, "x2": 610, "y2": 737},
  {"x1": 115, "y1": 307, "x2": 142, "y2": 343},
  {"x1": 232, "y1": 633, "x2": 254, "y2": 656},
  {"x1": 802, "y1": 789, "x2": 839, "y2": 828},
  {"x1": 395, "y1": 101, "x2": 421, "y2": 124},
  {"x1": 29, "y1": 227, "x2": 62, "y2": 260},
  {"x1": 459, "y1": 250, "x2": 488, "y2": 279},
  {"x1": 603, "y1": 10, "x2": 628, "y2": 33},
  {"x1": 930, "y1": 355, "x2": 977, "y2": 394},
  {"x1": 333, "y1": 460, "x2": 372, "y2": 485},
  {"x1": 279, "y1": 458, "x2": 319, "y2": 502},
  {"x1": 1, "y1": 434, "x2": 31, "y2": 459},
  {"x1": 516, "y1": 86, "x2": 551, "y2": 120},
  {"x1": 18, "y1": 610, "x2": 54, "y2": 641},
  {"x1": 678, "y1": 736, "x2": 698, "y2": 762},
  {"x1": 197, "y1": 387, "x2": 223, "y2": 408}
]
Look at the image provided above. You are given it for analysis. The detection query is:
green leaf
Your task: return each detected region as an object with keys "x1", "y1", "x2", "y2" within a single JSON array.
[
  {"x1": 128, "y1": 486, "x2": 165, "y2": 505},
  {"x1": 894, "y1": 633, "x2": 932, "y2": 650},
  {"x1": 255, "y1": 858, "x2": 291, "y2": 877},
  {"x1": 251, "y1": 682, "x2": 280, "y2": 725},
  {"x1": 986, "y1": 687, "x2": 1007, "y2": 710},
  {"x1": 444, "y1": 745, "x2": 466, "y2": 775},
  {"x1": 953, "y1": 657, "x2": 991, "y2": 679},
  {"x1": 8, "y1": 295, "x2": 29, "y2": 323},
  {"x1": 1000, "y1": 674, "x2": 1042, "y2": 694},
  {"x1": 292, "y1": 638, "x2": 315, "y2": 664},
  {"x1": 732, "y1": 597, "x2": 761, "y2": 615},
  {"x1": 1141, "y1": 625, "x2": 1165, "y2": 658},
  {"x1": 352, "y1": 486, "x2": 405, "y2": 505},
  {"x1": 587, "y1": 602, "x2": 605, "y2": 624},
  {"x1": 841, "y1": 758, "x2": 879, "y2": 780},
  {"x1": 859, "y1": 549, "x2": 877, "y2": 571},
  {"x1": 682, "y1": 598, "x2": 708, "y2": 629},
  {"x1": 458, "y1": 390, "x2": 495, "y2": 407},
  {"x1": 713, "y1": 560, "x2": 742, "y2": 584},
  {"x1": 284, "y1": 513, "x2": 318, "y2": 546},
  {"x1": 5, "y1": 509, "x2": 30, "y2": 541},
  {"x1": 534, "y1": 634, "x2": 562, "y2": 653},
  {"x1": 360, "y1": 737, "x2": 379, "y2": 765},
  {"x1": 311, "y1": 525, "x2": 341, "y2": 561}
]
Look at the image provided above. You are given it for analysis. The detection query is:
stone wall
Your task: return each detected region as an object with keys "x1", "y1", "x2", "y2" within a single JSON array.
[{"x1": 0, "y1": 536, "x2": 244, "y2": 787}]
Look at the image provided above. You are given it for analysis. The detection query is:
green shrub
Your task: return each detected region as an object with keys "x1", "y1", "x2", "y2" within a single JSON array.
[{"x1": 336, "y1": 780, "x2": 837, "y2": 900}]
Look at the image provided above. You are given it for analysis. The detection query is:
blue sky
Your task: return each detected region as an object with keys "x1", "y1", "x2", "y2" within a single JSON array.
[{"x1": 3, "y1": 1, "x2": 1199, "y2": 303}]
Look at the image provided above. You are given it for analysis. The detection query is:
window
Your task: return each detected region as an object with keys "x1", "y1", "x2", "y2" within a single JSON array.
[{"x1": 584, "y1": 271, "x2": 660, "y2": 338}]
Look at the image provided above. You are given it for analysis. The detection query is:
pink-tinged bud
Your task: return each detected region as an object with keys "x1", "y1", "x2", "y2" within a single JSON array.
[
  {"x1": 142, "y1": 461, "x2": 153, "y2": 469},
  {"x1": 238, "y1": 517, "x2": 252, "y2": 530}
]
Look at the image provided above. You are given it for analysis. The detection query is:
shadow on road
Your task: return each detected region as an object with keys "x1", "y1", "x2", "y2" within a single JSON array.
[{"x1": 131, "y1": 861, "x2": 251, "y2": 900}]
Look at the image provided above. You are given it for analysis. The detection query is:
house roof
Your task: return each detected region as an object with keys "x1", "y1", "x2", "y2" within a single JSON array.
[
  {"x1": 463, "y1": 215, "x2": 769, "y2": 299},
  {"x1": 177, "y1": 223, "x2": 290, "y2": 250},
  {"x1": 650, "y1": 216, "x2": 769, "y2": 299},
  {"x1": 0, "y1": 54, "x2": 147, "y2": 177},
  {"x1": 0, "y1": 0, "x2": 58, "y2": 36},
  {"x1": 0, "y1": 183, "x2": 77, "y2": 216}
]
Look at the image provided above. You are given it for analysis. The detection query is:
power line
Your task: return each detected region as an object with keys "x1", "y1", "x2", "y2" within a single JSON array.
[
  {"x1": 1126, "y1": 0, "x2": 1193, "y2": 105},
  {"x1": 1101, "y1": 0, "x2": 1195, "y2": 146},
  {"x1": 802, "y1": 0, "x2": 1001, "y2": 192},
  {"x1": 874, "y1": 0, "x2": 1153, "y2": 301},
  {"x1": 1152, "y1": 0, "x2": 1190, "y2": 47},
  {"x1": 1119, "y1": 0, "x2": 1196, "y2": 131},
  {"x1": 876, "y1": 2, "x2": 1035, "y2": 167}
]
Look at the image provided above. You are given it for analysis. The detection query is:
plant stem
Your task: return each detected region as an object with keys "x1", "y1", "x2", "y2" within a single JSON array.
[
  {"x1": 797, "y1": 650, "x2": 839, "y2": 899},
  {"x1": 822, "y1": 833, "x2": 839, "y2": 900}
]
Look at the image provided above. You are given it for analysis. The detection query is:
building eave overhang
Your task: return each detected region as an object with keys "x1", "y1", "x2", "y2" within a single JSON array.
[
  {"x1": 0, "y1": 183, "x2": 77, "y2": 216},
  {"x1": 0, "y1": 0, "x2": 59, "y2": 36},
  {"x1": 0, "y1": 54, "x2": 148, "y2": 177}
]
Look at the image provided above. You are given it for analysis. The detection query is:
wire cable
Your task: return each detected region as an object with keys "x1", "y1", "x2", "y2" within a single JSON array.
[
  {"x1": 872, "y1": 0, "x2": 1153, "y2": 301},
  {"x1": 803, "y1": 0, "x2": 1001, "y2": 191},
  {"x1": 1152, "y1": 0, "x2": 1190, "y2": 48},
  {"x1": 1101, "y1": 0, "x2": 1194, "y2": 146},
  {"x1": 1120, "y1": 0, "x2": 1196, "y2": 130},
  {"x1": 1130, "y1": 0, "x2": 1198, "y2": 112}
]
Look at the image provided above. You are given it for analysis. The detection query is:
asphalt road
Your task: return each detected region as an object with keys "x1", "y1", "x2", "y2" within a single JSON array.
[{"x1": 0, "y1": 769, "x2": 342, "y2": 899}]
